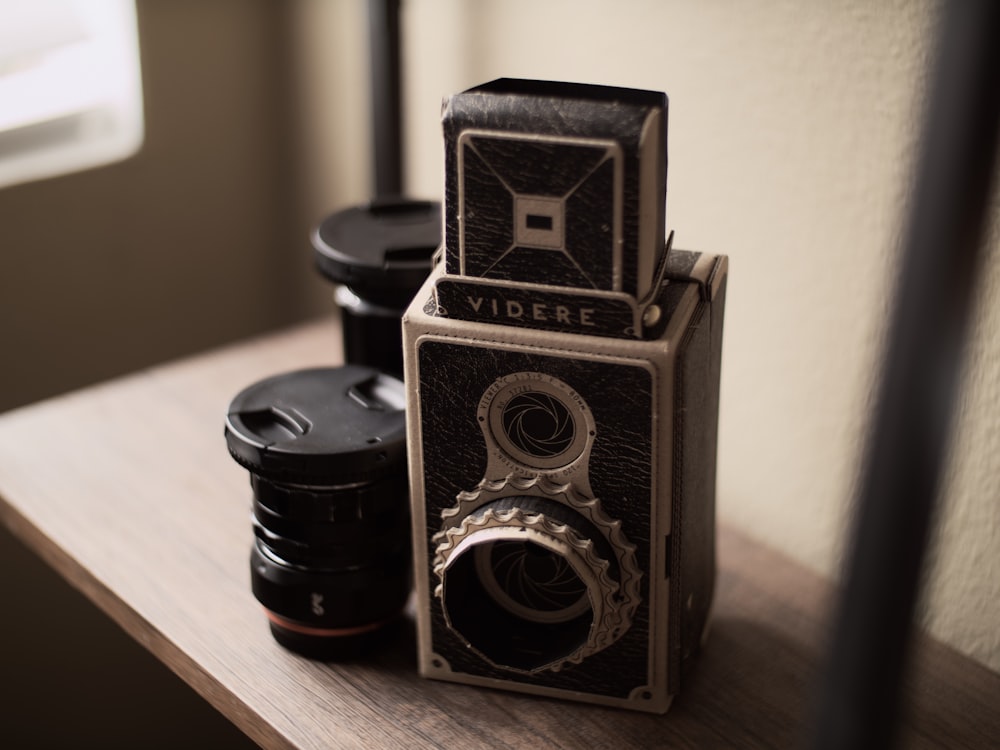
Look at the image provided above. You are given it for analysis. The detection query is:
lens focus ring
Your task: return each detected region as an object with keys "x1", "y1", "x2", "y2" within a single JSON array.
[{"x1": 432, "y1": 477, "x2": 641, "y2": 674}]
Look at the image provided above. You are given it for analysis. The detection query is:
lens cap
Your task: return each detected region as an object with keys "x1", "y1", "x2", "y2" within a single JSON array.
[
  {"x1": 225, "y1": 365, "x2": 407, "y2": 486},
  {"x1": 313, "y1": 197, "x2": 440, "y2": 308}
]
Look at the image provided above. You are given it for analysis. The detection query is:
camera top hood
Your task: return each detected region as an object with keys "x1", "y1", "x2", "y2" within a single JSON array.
[{"x1": 439, "y1": 78, "x2": 669, "y2": 339}]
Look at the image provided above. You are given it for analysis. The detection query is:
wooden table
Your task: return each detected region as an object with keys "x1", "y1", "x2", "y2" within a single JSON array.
[{"x1": 0, "y1": 317, "x2": 996, "y2": 749}]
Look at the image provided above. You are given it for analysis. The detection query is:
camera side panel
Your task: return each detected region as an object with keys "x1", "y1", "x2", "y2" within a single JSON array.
[{"x1": 668, "y1": 259, "x2": 728, "y2": 692}]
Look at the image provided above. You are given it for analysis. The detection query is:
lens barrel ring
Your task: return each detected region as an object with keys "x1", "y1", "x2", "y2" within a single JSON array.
[
  {"x1": 441, "y1": 473, "x2": 642, "y2": 624},
  {"x1": 433, "y1": 475, "x2": 641, "y2": 673},
  {"x1": 250, "y1": 472, "x2": 408, "y2": 524},
  {"x1": 251, "y1": 540, "x2": 411, "y2": 628}
]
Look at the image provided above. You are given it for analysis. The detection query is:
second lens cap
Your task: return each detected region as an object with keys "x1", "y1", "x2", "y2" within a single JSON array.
[{"x1": 313, "y1": 197, "x2": 440, "y2": 308}]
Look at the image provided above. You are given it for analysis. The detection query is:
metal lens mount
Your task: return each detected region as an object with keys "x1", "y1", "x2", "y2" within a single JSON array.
[{"x1": 433, "y1": 480, "x2": 641, "y2": 674}]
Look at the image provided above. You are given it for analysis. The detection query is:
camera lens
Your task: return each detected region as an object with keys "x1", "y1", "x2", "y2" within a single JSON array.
[
  {"x1": 225, "y1": 365, "x2": 410, "y2": 659},
  {"x1": 485, "y1": 374, "x2": 590, "y2": 471},
  {"x1": 313, "y1": 197, "x2": 440, "y2": 377},
  {"x1": 473, "y1": 539, "x2": 591, "y2": 624},
  {"x1": 499, "y1": 391, "x2": 576, "y2": 459},
  {"x1": 434, "y1": 493, "x2": 639, "y2": 674}
]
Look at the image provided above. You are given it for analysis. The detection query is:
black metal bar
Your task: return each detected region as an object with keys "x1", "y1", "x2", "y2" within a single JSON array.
[
  {"x1": 810, "y1": 3, "x2": 1000, "y2": 749},
  {"x1": 368, "y1": 0, "x2": 403, "y2": 198}
]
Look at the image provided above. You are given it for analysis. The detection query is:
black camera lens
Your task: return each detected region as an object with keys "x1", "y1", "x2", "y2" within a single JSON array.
[
  {"x1": 435, "y1": 494, "x2": 631, "y2": 674},
  {"x1": 313, "y1": 197, "x2": 440, "y2": 377},
  {"x1": 225, "y1": 365, "x2": 410, "y2": 659}
]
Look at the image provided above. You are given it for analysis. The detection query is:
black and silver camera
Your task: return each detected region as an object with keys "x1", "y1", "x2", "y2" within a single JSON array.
[{"x1": 402, "y1": 79, "x2": 727, "y2": 712}]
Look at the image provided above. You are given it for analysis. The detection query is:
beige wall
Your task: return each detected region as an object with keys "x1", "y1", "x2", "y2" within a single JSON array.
[{"x1": 375, "y1": 0, "x2": 998, "y2": 670}]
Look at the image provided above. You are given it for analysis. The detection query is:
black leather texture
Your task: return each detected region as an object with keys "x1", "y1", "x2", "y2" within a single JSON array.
[{"x1": 418, "y1": 340, "x2": 653, "y2": 697}]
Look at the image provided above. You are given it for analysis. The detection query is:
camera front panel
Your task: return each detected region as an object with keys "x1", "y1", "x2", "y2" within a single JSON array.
[{"x1": 413, "y1": 335, "x2": 663, "y2": 704}]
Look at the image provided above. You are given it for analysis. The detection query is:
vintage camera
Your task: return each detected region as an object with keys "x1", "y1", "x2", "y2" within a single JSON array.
[{"x1": 402, "y1": 79, "x2": 727, "y2": 713}]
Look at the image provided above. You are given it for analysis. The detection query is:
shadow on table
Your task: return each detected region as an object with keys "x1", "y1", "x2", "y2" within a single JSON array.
[{"x1": 350, "y1": 610, "x2": 820, "y2": 748}]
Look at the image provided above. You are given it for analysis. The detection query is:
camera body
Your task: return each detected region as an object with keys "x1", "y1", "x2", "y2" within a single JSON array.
[{"x1": 403, "y1": 79, "x2": 727, "y2": 713}]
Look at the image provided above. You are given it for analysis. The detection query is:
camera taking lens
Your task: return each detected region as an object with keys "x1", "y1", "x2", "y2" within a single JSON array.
[
  {"x1": 225, "y1": 365, "x2": 410, "y2": 659},
  {"x1": 434, "y1": 492, "x2": 638, "y2": 673}
]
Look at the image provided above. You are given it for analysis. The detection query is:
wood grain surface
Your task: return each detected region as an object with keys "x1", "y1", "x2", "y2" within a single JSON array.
[{"x1": 0, "y1": 317, "x2": 996, "y2": 748}]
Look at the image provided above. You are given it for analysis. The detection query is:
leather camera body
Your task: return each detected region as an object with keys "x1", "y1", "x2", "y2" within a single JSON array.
[{"x1": 403, "y1": 79, "x2": 727, "y2": 713}]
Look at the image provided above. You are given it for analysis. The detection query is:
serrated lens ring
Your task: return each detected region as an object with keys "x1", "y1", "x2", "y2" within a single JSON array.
[{"x1": 433, "y1": 495, "x2": 632, "y2": 674}]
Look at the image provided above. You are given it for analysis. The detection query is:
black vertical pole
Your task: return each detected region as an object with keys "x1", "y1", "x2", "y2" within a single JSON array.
[
  {"x1": 810, "y1": 3, "x2": 1000, "y2": 749},
  {"x1": 314, "y1": 0, "x2": 438, "y2": 377},
  {"x1": 368, "y1": 0, "x2": 403, "y2": 198}
]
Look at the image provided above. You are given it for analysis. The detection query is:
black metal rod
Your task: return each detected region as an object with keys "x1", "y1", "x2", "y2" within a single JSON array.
[
  {"x1": 368, "y1": 0, "x2": 403, "y2": 198},
  {"x1": 810, "y1": 3, "x2": 1000, "y2": 749}
]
